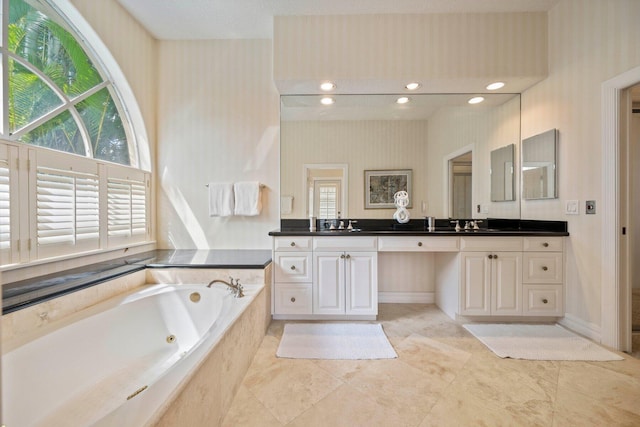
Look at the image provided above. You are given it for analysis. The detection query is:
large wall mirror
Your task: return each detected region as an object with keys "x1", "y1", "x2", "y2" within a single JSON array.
[
  {"x1": 280, "y1": 93, "x2": 521, "y2": 220},
  {"x1": 522, "y1": 129, "x2": 558, "y2": 200}
]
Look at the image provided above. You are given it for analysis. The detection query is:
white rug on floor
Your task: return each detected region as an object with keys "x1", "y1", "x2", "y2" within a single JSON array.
[
  {"x1": 463, "y1": 324, "x2": 624, "y2": 361},
  {"x1": 276, "y1": 323, "x2": 398, "y2": 360}
]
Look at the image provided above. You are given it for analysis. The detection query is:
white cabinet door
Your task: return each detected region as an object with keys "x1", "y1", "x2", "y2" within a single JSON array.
[
  {"x1": 346, "y1": 252, "x2": 378, "y2": 315},
  {"x1": 313, "y1": 252, "x2": 345, "y2": 315},
  {"x1": 460, "y1": 253, "x2": 491, "y2": 315},
  {"x1": 491, "y1": 252, "x2": 522, "y2": 315},
  {"x1": 460, "y1": 252, "x2": 522, "y2": 316}
]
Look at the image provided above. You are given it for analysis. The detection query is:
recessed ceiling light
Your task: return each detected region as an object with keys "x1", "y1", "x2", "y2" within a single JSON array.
[
  {"x1": 320, "y1": 82, "x2": 336, "y2": 91},
  {"x1": 396, "y1": 96, "x2": 410, "y2": 104},
  {"x1": 405, "y1": 82, "x2": 421, "y2": 91},
  {"x1": 320, "y1": 97, "x2": 335, "y2": 105},
  {"x1": 486, "y1": 82, "x2": 505, "y2": 90},
  {"x1": 468, "y1": 96, "x2": 485, "y2": 105}
]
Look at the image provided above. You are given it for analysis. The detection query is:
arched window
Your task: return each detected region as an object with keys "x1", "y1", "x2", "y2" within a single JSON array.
[
  {"x1": 0, "y1": 0, "x2": 151, "y2": 267},
  {"x1": 3, "y1": 0, "x2": 135, "y2": 165}
]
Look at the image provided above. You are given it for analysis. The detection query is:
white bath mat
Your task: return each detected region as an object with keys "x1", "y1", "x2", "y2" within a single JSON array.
[
  {"x1": 276, "y1": 323, "x2": 397, "y2": 360},
  {"x1": 463, "y1": 324, "x2": 624, "y2": 361}
]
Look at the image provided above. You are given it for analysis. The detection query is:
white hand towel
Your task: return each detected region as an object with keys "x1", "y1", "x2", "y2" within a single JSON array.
[
  {"x1": 234, "y1": 181, "x2": 262, "y2": 216},
  {"x1": 208, "y1": 182, "x2": 234, "y2": 217}
]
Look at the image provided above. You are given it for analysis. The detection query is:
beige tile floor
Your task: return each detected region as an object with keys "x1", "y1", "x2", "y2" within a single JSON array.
[{"x1": 222, "y1": 304, "x2": 640, "y2": 427}]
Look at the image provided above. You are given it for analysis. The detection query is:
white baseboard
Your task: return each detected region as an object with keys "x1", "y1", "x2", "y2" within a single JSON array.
[
  {"x1": 559, "y1": 313, "x2": 602, "y2": 342},
  {"x1": 378, "y1": 292, "x2": 434, "y2": 304}
]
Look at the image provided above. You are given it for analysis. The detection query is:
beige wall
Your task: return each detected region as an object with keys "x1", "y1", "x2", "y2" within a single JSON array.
[
  {"x1": 274, "y1": 13, "x2": 547, "y2": 93},
  {"x1": 521, "y1": 0, "x2": 640, "y2": 332},
  {"x1": 156, "y1": 40, "x2": 280, "y2": 250}
]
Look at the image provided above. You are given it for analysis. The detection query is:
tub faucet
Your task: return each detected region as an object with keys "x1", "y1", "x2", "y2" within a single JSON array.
[{"x1": 207, "y1": 277, "x2": 244, "y2": 298}]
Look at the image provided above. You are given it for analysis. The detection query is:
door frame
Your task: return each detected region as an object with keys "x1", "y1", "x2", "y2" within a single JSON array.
[{"x1": 601, "y1": 65, "x2": 640, "y2": 350}]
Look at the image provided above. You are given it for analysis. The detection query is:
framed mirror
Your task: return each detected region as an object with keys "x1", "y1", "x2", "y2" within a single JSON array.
[
  {"x1": 490, "y1": 144, "x2": 515, "y2": 202},
  {"x1": 522, "y1": 129, "x2": 558, "y2": 200}
]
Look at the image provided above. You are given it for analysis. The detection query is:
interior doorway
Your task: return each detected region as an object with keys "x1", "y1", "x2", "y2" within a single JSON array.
[
  {"x1": 449, "y1": 151, "x2": 473, "y2": 218},
  {"x1": 601, "y1": 65, "x2": 640, "y2": 352}
]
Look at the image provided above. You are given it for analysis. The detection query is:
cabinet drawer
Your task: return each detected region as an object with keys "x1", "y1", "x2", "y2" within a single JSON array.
[
  {"x1": 274, "y1": 253, "x2": 312, "y2": 282},
  {"x1": 460, "y1": 237, "x2": 523, "y2": 252},
  {"x1": 523, "y1": 285, "x2": 563, "y2": 316},
  {"x1": 274, "y1": 236, "x2": 312, "y2": 251},
  {"x1": 313, "y1": 236, "x2": 378, "y2": 251},
  {"x1": 378, "y1": 236, "x2": 459, "y2": 252},
  {"x1": 523, "y1": 252, "x2": 563, "y2": 283},
  {"x1": 523, "y1": 237, "x2": 564, "y2": 252},
  {"x1": 274, "y1": 284, "x2": 312, "y2": 314}
]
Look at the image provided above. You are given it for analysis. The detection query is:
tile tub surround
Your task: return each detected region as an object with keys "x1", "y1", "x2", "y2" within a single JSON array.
[
  {"x1": 153, "y1": 265, "x2": 272, "y2": 427},
  {"x1": 2, "y1": 249, "x2": 272, "y2": 314},
  {"x1": 2, "y1": 261, "x2": 272, "y2": 426},
  {"x1": 2, "y1": 249, "x2": 272, "y2": 350},
  {"x1": 223, "y1": 304, "x2": 640, "y2": 427}
]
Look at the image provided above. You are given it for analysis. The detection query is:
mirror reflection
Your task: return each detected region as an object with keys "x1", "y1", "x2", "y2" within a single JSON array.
[
  {"x1": 522, "y1": 129, "x2": 558, "y2": 200},
  {"x1": 304, "y1": 164, "x2": 348, "y2": 218},
  {"x1": 280, "y1": 93, "x2": 521, "y2": 220},
  {"x1": 490, "y1": 144, "x2": 515, "y2": 202}
]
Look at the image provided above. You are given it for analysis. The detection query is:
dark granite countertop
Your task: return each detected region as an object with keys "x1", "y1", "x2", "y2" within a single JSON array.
[
  {"x1": 2, "y1": 249, "x2": 272, "y2": 315},
  {"x1": 269, "y1": 229, "x2": 569, "y2": 237},
  {"x1": 270, "y1": 218, "x2": 569, "y2": 237}
]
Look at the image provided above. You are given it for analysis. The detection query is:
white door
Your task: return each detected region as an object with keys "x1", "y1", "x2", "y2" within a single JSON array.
[
  {"x1": 345, "y1": 252, "x2": 378, "y2": 315},
  {"x1": 313, "y1": 252, "x2": 345, "y2": 314}
]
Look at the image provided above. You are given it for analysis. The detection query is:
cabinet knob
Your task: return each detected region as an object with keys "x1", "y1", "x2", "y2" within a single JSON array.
[
  {"x1": 542, "y1": 266, "x2": 548, "y2": 271},
  {"x1": 290, "y1": 242, "x2": 296, "y2": 247},
  {"x1": 542, "y1": 298, "x2": 548, "y2": 304},
  {"x1": 493, "y1": 254, "x2": 498, "y2": 259},
  {"x1": 290, "y1": 265, "x2": 296, "y2": 270},
  {"x1": 543, "y1": 242, "x2": 549, "y2": 248},
  {"x1": 418, "y1": 242, "x2": 423, "y2": 247},
  {"x1": 290, "y1": 297, "x2": 296, "y2": 303},
  {"x1": 346, "y1": 254, "x2": 351, "y2": 259},
  {"x1": 488, "y1": 254, "x2": 494, "y2": 259},
  {"x1": 340, "y1": 254, "x2": 345, "y2": 259}
]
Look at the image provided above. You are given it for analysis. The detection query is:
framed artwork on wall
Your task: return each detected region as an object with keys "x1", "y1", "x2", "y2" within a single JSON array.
[{"x1": 364, "y1": 169, "x2": 412, "y2": 209}]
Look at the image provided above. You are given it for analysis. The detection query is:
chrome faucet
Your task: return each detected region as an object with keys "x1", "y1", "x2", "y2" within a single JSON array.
[{"x1": 207, "y1": 277, "x2": 244, "y2": 298}]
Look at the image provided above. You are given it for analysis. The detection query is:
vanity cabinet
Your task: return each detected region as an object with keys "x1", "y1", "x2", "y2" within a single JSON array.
[
  {"x1": 522, "y1": 237, "x2": 564, "y2": 316},
  {"x1": 272, "y1": 235, "x2": 378, "y2": 318},
  {"x1": 459, "y1": 237, "x2": 523, "y2": 316},
  {"x1": 273, "y1": 237, "x2": 313, "y2": 315},
  {"x1": 313, "y1": 236, "x2": 378, "y2": 316}
]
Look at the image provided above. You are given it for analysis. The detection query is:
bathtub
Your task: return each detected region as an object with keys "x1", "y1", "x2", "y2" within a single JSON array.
[{"x1": 2, "y1": 282, "x2": 263, "y2": 427}]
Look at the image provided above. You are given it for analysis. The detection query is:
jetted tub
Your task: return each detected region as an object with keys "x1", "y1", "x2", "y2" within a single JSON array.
[{"x1": 2, "y1": 282, "x2": 263, "y2": 427}]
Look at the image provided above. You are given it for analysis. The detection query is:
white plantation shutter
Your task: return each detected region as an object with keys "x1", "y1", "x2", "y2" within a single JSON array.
[
  {"x1": 36, "y1": 166, "x2": 100, "y2": 255},
  {"x1": 107, "y1": 169, "x2": 148, "y2": 246},
  {"x1": 0, "y1": 158, "x2": 10, "y2": 251}
]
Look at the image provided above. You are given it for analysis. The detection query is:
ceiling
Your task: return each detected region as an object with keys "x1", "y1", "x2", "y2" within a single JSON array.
[{"x1": 116, "y1": 0, "x2": 560, "y2": 40}]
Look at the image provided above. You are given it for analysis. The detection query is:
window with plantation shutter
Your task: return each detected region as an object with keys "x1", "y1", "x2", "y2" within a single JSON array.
[
  {"x1": 0, "y1": 141, "x2": 151, "y2": 268},
  {"x1": 36, "y1": 166, "x2": 100, "y2": 257},
  {"x1": 107, "y1": 171, "x2": 148, "y2": 245}
]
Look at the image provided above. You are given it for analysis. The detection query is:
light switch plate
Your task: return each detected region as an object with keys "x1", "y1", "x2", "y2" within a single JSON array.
[
  {"x1": 565, "y1": 200, "x2": 579, "y2": 215},
  {"x1": 586, "y1": 200, "x2": 596, "y2": 214}
]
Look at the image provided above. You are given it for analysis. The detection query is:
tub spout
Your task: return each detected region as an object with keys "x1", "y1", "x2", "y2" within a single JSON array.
[{"x1": 207, "y1": 277, "x2": 244, "y2": 298}]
